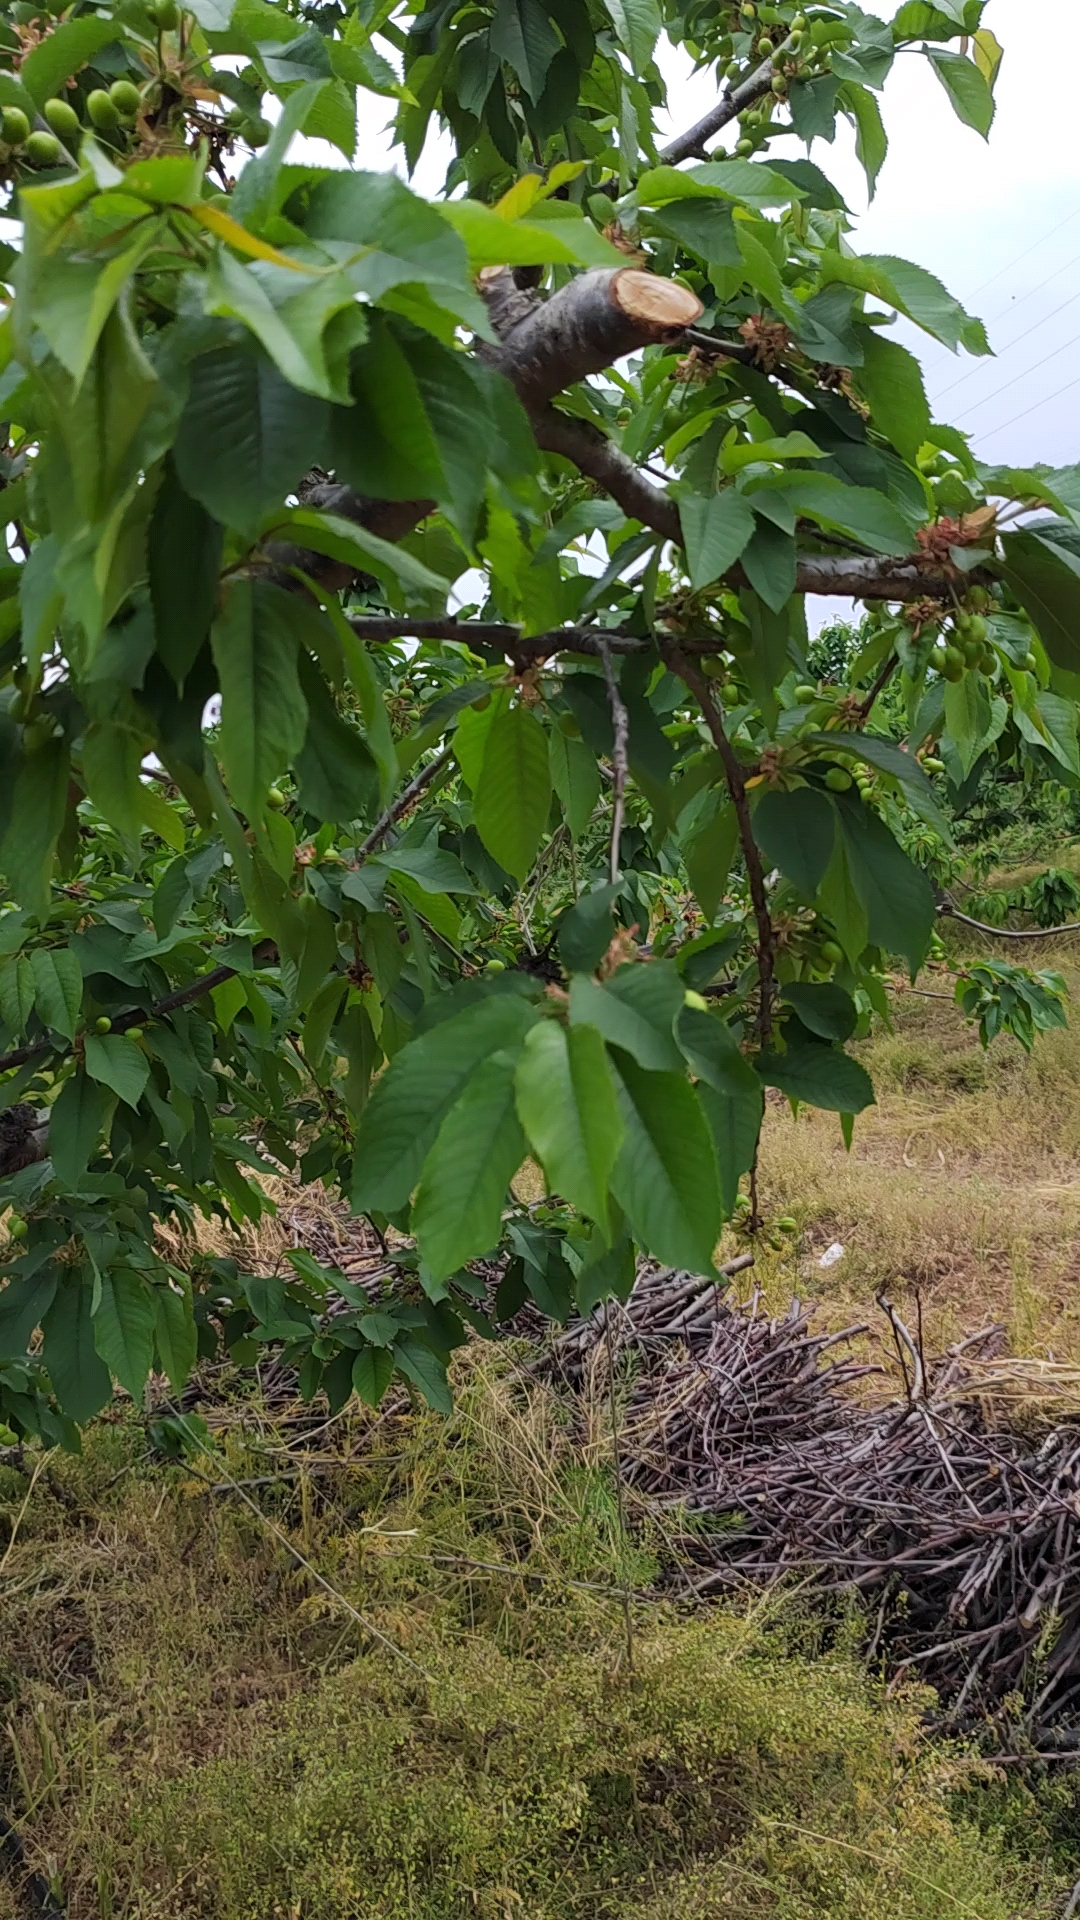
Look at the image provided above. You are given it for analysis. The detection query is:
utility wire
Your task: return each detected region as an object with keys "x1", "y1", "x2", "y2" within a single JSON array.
[
  {"x1": 982, "y1": 369, "x2": 1080, "y2": 442},
  {"x1": 955, "y1": 326, "x2": 1080, "y2": 423},
  {"x1": 935, "y1": 286, "x2": 1080, "y2": 404}
]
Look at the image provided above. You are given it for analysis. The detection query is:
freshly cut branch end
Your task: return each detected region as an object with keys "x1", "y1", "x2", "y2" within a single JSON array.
[{"x1": 608, "y1": 269, "x2": 704, "y2": 335}]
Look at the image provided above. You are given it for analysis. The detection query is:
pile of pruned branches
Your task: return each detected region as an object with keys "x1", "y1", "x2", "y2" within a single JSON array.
[{"x1": 547, "y1": 1268, "x2": 1080, "y2": 1756}]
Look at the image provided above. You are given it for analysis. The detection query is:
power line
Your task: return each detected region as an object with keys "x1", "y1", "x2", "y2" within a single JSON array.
[
  {"x1": 979, "y1": 369, "x2": 1080, "y2": 443},
  {"x1": 958, "y1": 203, "x2": 1080, "y2": 307},
  {"x1": 955, "y1": 326, "x2": 1080, "y2": 423},
  {"x1": 935, "y1": 286, "x2": 1080, "y2": 403}
]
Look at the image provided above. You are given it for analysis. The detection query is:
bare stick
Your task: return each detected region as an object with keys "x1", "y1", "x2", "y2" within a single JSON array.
[
  {"x1": 600, "y1": 640, "x2": 630, "y2": 885},
  {"x1": 940, "y1": 898, "x2": 1080, "y2": 940},
  {"x1": 659, "y1": 54, "x2": 782, "y2": 165},
  {"x1": 668, "y1": 647, "x2": 776, "y2": 1042},
  {"x1": 357, "y1": 746, "x2": 453, "y2": 857}
]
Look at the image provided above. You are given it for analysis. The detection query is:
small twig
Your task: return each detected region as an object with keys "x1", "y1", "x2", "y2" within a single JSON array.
[
  {"x1": 940, "y1": 898, "x2": 1080, "y2": 940},
  {"x1": 599, "y1": 640, "x2": 630, "y2": 886},
  {"x1": 667, "y1": 647, "x2": 776, "y2": 1041},
  {"x1": 857, "y1": 651, "x2": 899, "y2": 721},
  {"x1": 356, "y1": 746, "x2": 453, "y2": 858}
]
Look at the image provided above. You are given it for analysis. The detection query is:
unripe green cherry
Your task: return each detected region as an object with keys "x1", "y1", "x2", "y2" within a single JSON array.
[
  {"x1": 1024, "y1": 651, "x2": 1038, "y2": 672},
  {"x1": 126, "y1": 1026, "x2": 143, "y2": 1042},
  {"x1": 25, "y1": 131, "x2": 62, "y2": 165},
  {"x1": 87, "y1": 89, "x2": 119, "y2": 130},
  {"x1": 244, "y1": 115, "x2": 271, "y2": 147},
  {"x1": 95, "y1": 1015, "x2": 112, "y2": 1033},
  {"x1": 110, "y1": 80, "x2": 142, "y2": 120},
  {"x1": 7, "y1": 1215, "x2": 28, "y2": 1241},
  {"x1": 725, "y1": 60, "x2": 741, "y2": 80},
  {"x1": 825, "y1": 766, "x2": 852, "y2": 792},
  {"x1": 757, "y1": 36, "x2": 775, "y2": 57},
  {"x1": 266, "y1": 785, "x2": 286, "y2": 809},
  {"x1": 735, "y1": 137, "x2": 754, "y2": 155},
  {"x1": 1, "y1": 107, "x2": 30, "y2": 147},
  {"x1": 965, "y1": 613, "x2": 988, "y2": 644},
  {"x1": 771, "y1": 74, "x2": 787, "y2": 94},
  {"x1": 794, "y1": 683, "x2": 818, "y2": 703},
  {"x1": 943, "y1": 645, "x2": 965, "y2": 681},
  {"x1": 44, "y1": 97, "x2": 80, "y2": 140},
  {"x1": 820, "y1": 940, "x2": 844, "y2": 966},
  {"x1": 484, "y1": 959, "x2": 506, "y2": 974},
  {"x1": 154, "y1": 0, "x2": 180, "y2": 24}
]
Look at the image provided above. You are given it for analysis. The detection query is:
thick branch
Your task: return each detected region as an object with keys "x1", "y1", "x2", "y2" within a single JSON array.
[
  {"x1": 667, "y1": 648, "x2": 776, "y2": 1041},
  {"x1": 659, "y1": 55, "x2": 781, "y2": 166},
  {"x1": 481, "y1": 266, "x2": 703, "y2": 407},
  {"x1": 531, "y1": 405, "x2": 682, "y2": 541}
]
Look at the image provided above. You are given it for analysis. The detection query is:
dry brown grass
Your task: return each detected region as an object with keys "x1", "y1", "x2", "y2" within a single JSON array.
[{"x1": 741, "y1": 933, "x2": 1080, "y2": 1383}]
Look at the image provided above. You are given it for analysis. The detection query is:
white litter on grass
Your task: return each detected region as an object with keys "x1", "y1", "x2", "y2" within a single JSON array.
[{"x1": 818, "y1": 1243, "x2": 845, "y2": 1269}]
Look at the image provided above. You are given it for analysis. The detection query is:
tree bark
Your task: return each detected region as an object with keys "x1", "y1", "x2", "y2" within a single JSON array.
[{"x1": 481, "y1": 266, "x2": 704, "y2": 407}]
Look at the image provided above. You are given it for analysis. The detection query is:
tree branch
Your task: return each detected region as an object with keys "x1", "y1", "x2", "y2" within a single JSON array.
[
  {"x1": 939, "y1": 900, "x2": 1080, "y2": 941},
  {"x1": 480, "y1": 266, "x2": 703, "y2": 406},
  {"x1": 658, "y1": 53, "x2": 785, "y2": 166},
  {"x1": 666, "y1": 646, "x2": 776, "y2": 1042},
  {"x1": 599, "y1": 641, "x2": 630, "y2": 885},
  {"x1": 356, "y1": 746, "x2": 453, "y2": 856}
]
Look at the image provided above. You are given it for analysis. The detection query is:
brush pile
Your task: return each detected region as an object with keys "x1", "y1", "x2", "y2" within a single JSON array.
[{"x1": 548, "y1": 1266, "x2": 1080, "y2": 1755}]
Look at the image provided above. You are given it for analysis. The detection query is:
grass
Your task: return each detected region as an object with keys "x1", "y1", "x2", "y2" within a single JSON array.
[
  {"x1": 0, "y1": 1353, "x2": 1066, "y2": 1920},
  {"x1": 740, "y1": 929, "x2": 1080, "y2": 1383}
]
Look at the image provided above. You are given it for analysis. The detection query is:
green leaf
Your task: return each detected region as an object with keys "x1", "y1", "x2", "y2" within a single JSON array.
[
  {"x1": 20, "y1": 16, "x2": 119, "y2": 106},
  {"x1": 84, "y1": 1034, "x2": 150, "y2": 1109},
  {"x1": 817, "y1": 837, "x2": 869, "y2": 966},
  {"x1": 1, "y1": 737, "x2": 70, "y2": 919},
  {"x1": 683, "y1": 798, "x2": 739, "y2": 923},
  {"x1": 807, "y1": 731, "x2": 951, "y2": 836},
  {"x1": 393, "y1": 1334, "x2": 452, "y2": 1414},
  {"x1": 605, "y1": 0, "x2": 661, "y2": 72},
  {"x1": 855, "y1": 329, "x2": 931, "y2": 463},
  {"x1": 153, "y1": 1279, "x2": 198, "y2": 1393},
  {"x1": 351, "y1": 992, "x2": 538, "y2": 1214},
  {"x1": 610, "y1": 1053, "x2": 722, "y2": 1275},
  {"x1": 210, "y1": 578, "x2": 309, "y2": 820},
  {"x1": 515, "y1": 1019, "x2": 623, "y2": 1232},
  {"x1": 841, "y1": 82, "x2": 887, "y2": 196},
  {"x1": 490, "y1": 0, "x2": 561, "y2": 101},
  {"x1": 353, "y1": 1343, "x2": 395, "y2": 1409},
  {"x1": 926, "y1": 48, "x2": 995, "y2": 136},
  {"x1": 148, "y1": 456, "x2": 224, "y2": 690},
  {"x1": 0, "y1": 954, "x2": 35, "y2": 1035},
  {"x1": 1000, "y1": 531, "x2": 1080, "y2": 674},
  {"x1": 81, "y1": 720, "x2": 145, "y2": 844},
  {"x1": 697, "y1": 1079, "x2": 763, "y2": 1216},
  {"x1": 472, "y1": 700, "x2": 551, "y2": 883},
  {"x1": 42, "y1": 1273, "x2": 112, "y2": 1422},
  {"x1": 558, "y1": 883, "x2": 621, "y2": 974},
  {"x1": 549, "y1": 728, "x2": 601, "y2": 841},
  {"x1": 781, "y1": 983, "x2": 858, "y2": 1044},
  {"x1": 639, "y1": 160, "x2": 804, "y2": 212},
  {"x1": 0, "y1": 1267, "x2": 58, "y2": 1362},
  {"x1": 293, "y1": 648, "x2": 378, "y2": 825},
  {"x1": 267, "y1": 508, "x2": 450, "y2": 598},
  {"x1": 412, "y1": 1051, "x2": 526, "y2": 1279},
  {"x1": 49, "y1": 1071, "x2": 110, "y2": 1187},
  {"x1": 439, "y1": 200, "x2": 623, "y2": 269},
  {"x1": 173, "y1": 345, "x2": 330, "y2": 541},
  {"x1": 676, "y1": 1004, "x2": 760, "y2": 1096},
  {"x1": 30, "y1": 948, "x2": 82, "y2": 1042},
  {"x1": 576, "y1": 1229, "x2": 636, "y2": 1314},
  {"x1": 370, "y1": 843, "x2": 478, "y2": 896},
  {"x1": 752, "y1": 787, "x2": 835, "y2": 898},
  {"x1": 679, "y1": 489, "x2": 755, "y2": 589},
  {"x1": 569, "y1": 962, "x2": 685, "y2": 1073},
  {"x1": 820, "y1": 252, "x2": 990, "y2": 356},
  {"x1": 833, "y1": 792, "x2": 936, "y2": 973},
  {"x1": 93, "y1": 1270, "x2": 155, "y2": 1403},
  {"x1": 757, "y1": 1040, "x2": 875, "y2": 1114},
  {"x1": 746, "y1": 472, "x2": 911, "y2": 555}
]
